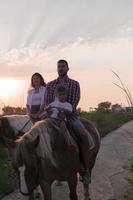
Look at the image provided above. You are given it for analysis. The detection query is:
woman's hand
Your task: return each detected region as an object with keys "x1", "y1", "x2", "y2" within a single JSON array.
[
  {"x1": 45, "y1": 105, "x2": 51, "y2": 111},
  {"x1": 44, "y1": 105, "x2": 52, "y2": 116},
  {"x1": 29, "y1": 113, "x2": 39, "y2": 119}
]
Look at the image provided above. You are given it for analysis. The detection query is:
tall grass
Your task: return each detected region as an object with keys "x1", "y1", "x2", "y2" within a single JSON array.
[
  {"x1": 124, "y1": 157, "x2": 133, "y2": 200},
  {"x1": 0, "y1": 145, "x2": 17, "y2": 196},
  {"x1": 80, "y1": 110, "x2": 133, "y2": 137}
]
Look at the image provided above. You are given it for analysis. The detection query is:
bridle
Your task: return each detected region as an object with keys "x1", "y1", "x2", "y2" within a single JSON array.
[{"x1": 17, "y1": 119, "x2": 32, "y2": 137}]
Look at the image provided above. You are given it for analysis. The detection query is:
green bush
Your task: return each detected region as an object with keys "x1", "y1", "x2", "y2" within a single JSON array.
[
  {"x1": 124, "y1": 157, "x2": 133, "y2": 200},
  {"x1": 127, "y1": 157, "x2": 133, "y2": 186},
  {"x1": 79, "y1": 111, "x2": 133, "y2": 137},
  {"x1": 0, "y1": 145, "x2": 17, "y2": 195},
  {"x1": 0, "y1": 161, "x2": 15, "y2": 193}
]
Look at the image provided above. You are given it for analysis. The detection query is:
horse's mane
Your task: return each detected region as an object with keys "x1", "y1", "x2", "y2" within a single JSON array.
[
  {"x1": 0, "y1": 117, "x2": 16, "y2": 140},
  {"x1": 17, "y1": 119, "x2": 60, "y2": 168}
]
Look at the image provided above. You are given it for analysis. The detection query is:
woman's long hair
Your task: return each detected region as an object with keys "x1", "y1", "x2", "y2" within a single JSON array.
[{"x1": 31, "y1": 72, "x2": 46, "y2": 88}]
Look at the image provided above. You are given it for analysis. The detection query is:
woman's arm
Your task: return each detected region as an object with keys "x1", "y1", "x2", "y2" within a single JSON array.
[
  {"x1": 36, "y1": 104, "x2": 45, "y2": 116},
  {"x1": 26, "y1": 104, "x2": 31, "y2": 115}
]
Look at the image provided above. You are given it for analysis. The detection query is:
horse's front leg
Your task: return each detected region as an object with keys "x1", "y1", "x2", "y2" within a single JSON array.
[
  {"x1": 40, "y1": 180, "x2": 52, "y2": 200},
  {"x1": 28, "y1": 192, "x2": 35, "y2": 200},
  {"x1": 68, "y1": 173, "x2": 78, "y2": 200},
  {"x1": 20, "y1": 193, "x2": 34, "y2": 200},
  {"x1": 83, "y1": 183, "x2": 91, "y2": 200}
]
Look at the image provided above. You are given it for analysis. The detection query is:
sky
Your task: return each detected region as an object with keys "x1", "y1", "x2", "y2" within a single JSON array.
[{"x1": 0, "y1": 0, "x2": 133, "y2": 111}]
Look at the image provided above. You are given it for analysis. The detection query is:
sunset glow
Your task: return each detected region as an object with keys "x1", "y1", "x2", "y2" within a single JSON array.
[
  {"x1": 0, "y1": 0, "x2": 133, "y2": 110},
  {"x1": 0, "y1": 78, "x2": 22, "y2": 99}
]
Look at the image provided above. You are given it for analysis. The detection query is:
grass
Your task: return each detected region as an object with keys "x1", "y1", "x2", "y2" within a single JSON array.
[
  {"x1": 0, "y1": 145, "x2": 17, "y2": 196},
  {"x1": 124, "y1": 157, "x2": 133, "y2": 200},
  {"x1": 79, "y1": 110, "x2": 133, "y2": 137}
]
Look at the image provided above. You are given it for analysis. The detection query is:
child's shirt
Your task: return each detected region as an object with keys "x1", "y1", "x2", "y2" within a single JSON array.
[{"x1": 49, "y1": 100, "x2": 72, "y2": 119}]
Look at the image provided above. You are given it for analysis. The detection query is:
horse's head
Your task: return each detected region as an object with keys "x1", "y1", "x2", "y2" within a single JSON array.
[
  {"x1": 4, "y1": 134, "x2": 40, "y2": 195},
  {"x1": 0, "y1": 117, "x2": 15, "y2": 145},
  {"x1": 0, "y1": 115, "x2": 33, "y2": 145}
]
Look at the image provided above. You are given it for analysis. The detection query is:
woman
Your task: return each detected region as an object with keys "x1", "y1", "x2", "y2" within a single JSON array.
[{"x1": 26, "y1": 72, "x2": 46, "y2": 123}]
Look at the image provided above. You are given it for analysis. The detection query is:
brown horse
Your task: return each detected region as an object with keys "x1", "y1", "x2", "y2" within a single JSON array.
[{"x1": 2, "y1": 117, "x2": 100, "y2": 200}]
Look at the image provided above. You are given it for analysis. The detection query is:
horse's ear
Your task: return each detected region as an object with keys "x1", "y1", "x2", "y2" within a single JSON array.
[
  {"x1": 3, "y1": 136, "x2": 16, "y2": 148},
  {"x1": 26, "y1": 135, "x2": 40, "y2": 150}
]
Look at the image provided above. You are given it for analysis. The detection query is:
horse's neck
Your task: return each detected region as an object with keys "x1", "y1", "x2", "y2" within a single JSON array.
[{"x1": 35, "y1": 123, "x2": 68, "y2": 169}]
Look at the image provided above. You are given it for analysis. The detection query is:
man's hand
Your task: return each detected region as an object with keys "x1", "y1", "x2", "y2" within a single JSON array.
[{"x1": 58, "y1": 110, "x2": 66, "y2": 121}]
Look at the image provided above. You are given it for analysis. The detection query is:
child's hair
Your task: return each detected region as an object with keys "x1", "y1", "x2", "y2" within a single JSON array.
[{"x1": 56, "y1": 85, "x2": 68, "y2": 94}]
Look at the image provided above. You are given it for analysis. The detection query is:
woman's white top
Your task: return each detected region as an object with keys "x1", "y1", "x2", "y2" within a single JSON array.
[
  {"x1": 26, "y1": 86, "x2": 46, "y2": 109},
  {"x1": 49, "y1": 100, "x2": 72, "y2": 119}
]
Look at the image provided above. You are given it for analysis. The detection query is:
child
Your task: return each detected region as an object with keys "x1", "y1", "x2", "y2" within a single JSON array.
[
  {"x1": 46, "y1": 85, "x2": 95, "y2": 184},
  {"x1": 46, "y1": 85, "x2": 72, "y2": 119},
  {"x1": 45, "y1": 85, "x2": 74, "y2": 145}
]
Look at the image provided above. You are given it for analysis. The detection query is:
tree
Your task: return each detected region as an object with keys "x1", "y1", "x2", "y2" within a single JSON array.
[
  {"x1": 112, "y1": 103, "x2": 122, "y2": 113},
  {"x1": 77, "y1": 107, "x2": 82, "y2": 114},
  {"x1": 2, "y1": 106, "x2": 27, "y2": 115},
  {"x1": 98, "y1": 101, "x2": 112, "y2": 111}
]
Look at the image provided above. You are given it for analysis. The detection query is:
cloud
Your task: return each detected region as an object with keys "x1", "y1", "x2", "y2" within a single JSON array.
[
  {"x1": 0, "y1": 0, "x2": 133, "y2": 78},
  {"x1": 0, "y1": 0, "x2": 133, "y2": 52},
  {"x1": 0, "y1": 37, "x2": 133, "y2": 78}
]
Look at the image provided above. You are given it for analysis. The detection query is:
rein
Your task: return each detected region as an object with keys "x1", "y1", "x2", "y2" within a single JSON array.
[{"x1": 17, "y1": 118, "x2": 32, "y2": 137}]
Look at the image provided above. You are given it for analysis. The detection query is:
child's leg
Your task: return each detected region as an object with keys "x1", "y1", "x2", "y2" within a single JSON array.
[
  {"x1": 70, "y1": 119, "x2": 95, "y2": 150},
  {"x1": 60, "y1": 121, "x2": 71, "y2": 144},
  {"x1": 69, "y1": 118, "x2": 95, "y2": 184},
  {"x1": 60, "y1": 121, "x2": 76, "y2": 153}
]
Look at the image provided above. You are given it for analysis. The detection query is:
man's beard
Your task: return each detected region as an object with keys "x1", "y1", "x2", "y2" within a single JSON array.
[{"x1": 58, "y1": 71, "x2": 67, "y2": 77}]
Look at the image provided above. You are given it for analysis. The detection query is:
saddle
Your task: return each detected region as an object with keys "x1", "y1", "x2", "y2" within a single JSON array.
[{"x1": 45, "y1": 118, "x2": 84, "y2": 162}]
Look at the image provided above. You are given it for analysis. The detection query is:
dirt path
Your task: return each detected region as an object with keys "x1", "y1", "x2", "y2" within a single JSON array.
[{"x1": 2, "y1": 120, "x2": 133, "y2": 200}]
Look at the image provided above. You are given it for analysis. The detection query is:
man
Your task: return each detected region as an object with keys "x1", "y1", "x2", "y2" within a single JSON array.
[
  {"x1": 44, "y1": 59, "x2": 80, "y2": 112},
  {"x1": 44, "y1": 59, "x2": 94, "y2": 184}
]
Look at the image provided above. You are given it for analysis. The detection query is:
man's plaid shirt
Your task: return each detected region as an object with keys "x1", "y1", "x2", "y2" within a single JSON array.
[{"x1": 44, "y1": 75, "x2": 80, "y2": 112}]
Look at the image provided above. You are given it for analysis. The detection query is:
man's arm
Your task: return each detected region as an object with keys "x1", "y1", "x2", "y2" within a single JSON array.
[
  {"x1": 44, "y1": 83, "x2": 52, "y2": 106},
  {"x1": 71, "y1": 81, "x2": 80, "y2": 111}
]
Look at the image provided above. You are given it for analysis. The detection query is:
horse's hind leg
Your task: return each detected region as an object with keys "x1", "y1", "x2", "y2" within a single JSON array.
[
  {"x1": 83, "y1": 183, "x2": 91, "y2": 200},
  {"x1": 68, "y1": 174, "x2": 78, "y2": 200}
]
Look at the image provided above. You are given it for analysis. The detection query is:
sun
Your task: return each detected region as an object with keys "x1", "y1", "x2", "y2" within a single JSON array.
[{"x1": 0, "y1": 78, "x2": 20, "y2": 99}]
